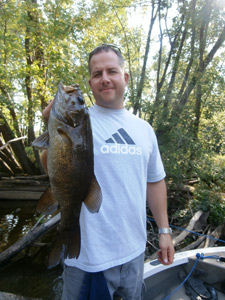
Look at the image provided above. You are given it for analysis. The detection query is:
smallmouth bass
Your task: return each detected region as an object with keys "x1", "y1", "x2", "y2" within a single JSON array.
[{"x1": 32, "y1": 83, "x2": 102, "y2": 267}]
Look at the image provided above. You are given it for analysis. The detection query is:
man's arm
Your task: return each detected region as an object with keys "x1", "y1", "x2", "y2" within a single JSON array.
[
  {"x1": 41, "y1": 150, "x2": 48, "y2": 173},
  {"x1": 147, "y1": 179, "x2": 174, "y2": 265},
  {"x1": 43, "y1": 99, "x2": 54, "y2": 122}
]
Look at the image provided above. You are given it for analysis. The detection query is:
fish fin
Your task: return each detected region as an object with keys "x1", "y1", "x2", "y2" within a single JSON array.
[
  {"x1": 65, "y1": 226, "x2": 81, "y2": 259},
  {"x1": 48, "y1": 238, "x2": 64, "y2": 269},
  {"x1": 84, "y1": 175, "x2": 102, "y2": 213},
  {"x1": 37, "y1": 187, "x2": 58, "y2": 215},
  {"x1": 48, "y1": 227, "x2": 81, "y2": 268},
  {"x1": 57, "y1": 126, "x2": 73, "y2": 144},
  {"x1": 32, "y1": 131, "x2": 50, "y2": 150}
]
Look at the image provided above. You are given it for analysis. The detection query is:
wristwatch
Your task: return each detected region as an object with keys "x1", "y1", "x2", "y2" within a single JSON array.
[{"x1": 158, "y1": 228, "x2": 172, "y2": 235}]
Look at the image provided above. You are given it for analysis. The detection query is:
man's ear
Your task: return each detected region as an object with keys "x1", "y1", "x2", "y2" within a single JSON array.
[
  {"x1": 124, "y1": 72, "x2": 129, "y2": 86},
  {"x1": 88, "y1": 79, "x2": 92, "y2": 88}
]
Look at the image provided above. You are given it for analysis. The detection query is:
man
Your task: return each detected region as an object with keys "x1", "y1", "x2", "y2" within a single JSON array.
[{"x1": 42, "y1": 44, "x2": 174, "y2": 300}]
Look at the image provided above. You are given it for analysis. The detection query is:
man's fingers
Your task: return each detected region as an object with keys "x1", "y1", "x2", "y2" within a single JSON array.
[
  {"x1": 158, "y1": 234, "x2": 175, "y2": 265},
  {"x1": 167, "y1": 247, "x2": 174, "y2": 264},
  {"x1": 159, "y1": 249, "x2": 169, "y2": 264}
]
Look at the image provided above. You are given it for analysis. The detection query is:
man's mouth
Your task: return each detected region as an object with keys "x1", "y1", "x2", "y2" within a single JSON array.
[{"x1": 100, "y1": 87, "x2": 114, "y2": 92}]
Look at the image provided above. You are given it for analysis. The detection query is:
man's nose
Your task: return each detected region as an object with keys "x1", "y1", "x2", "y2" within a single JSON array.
[{"x1": 101, "y1": 71, "x2": 110, "y2": 83}]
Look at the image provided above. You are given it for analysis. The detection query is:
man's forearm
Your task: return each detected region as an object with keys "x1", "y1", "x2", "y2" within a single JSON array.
[
  {"x1": 41, "y1": 150, "x2": 48, "y2": 173},
  {"x1": 147, "y1": 179, "x2": 174, "y2": 265},
  {"x1": 147, "y1": 179, "x2": 169, "y2": 228}
]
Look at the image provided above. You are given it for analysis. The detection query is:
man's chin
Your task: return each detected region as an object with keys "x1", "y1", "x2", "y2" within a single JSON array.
[{"x1": 96, "y1": 98, "x2": 123, "y2": 109}]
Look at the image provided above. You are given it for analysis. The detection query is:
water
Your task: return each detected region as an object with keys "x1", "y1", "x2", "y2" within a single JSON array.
[{"x1": 0, "y1": 200, "x2": 63, "y2": 299}]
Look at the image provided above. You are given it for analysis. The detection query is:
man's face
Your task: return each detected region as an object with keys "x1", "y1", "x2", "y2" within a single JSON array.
[{"x1": 89, "y1": 50, "x2": 129, "y2": 109}]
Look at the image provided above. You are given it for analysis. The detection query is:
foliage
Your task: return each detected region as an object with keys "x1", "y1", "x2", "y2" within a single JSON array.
[
  {"x1": 190, "y1": 155, "x2": 225, "y2": 225},
  {"x1": 191, "y1": 186, "x2": 225, "y2": 226},
  {"x1": 25, "y1": 146, "x2": 36, "y2": 163},
  {"x1": 196, "y1": 155, "x2": 225, "y2": 190},
  {"x1": 0, "y1": 0, "x2": 225, "y2": 224}
]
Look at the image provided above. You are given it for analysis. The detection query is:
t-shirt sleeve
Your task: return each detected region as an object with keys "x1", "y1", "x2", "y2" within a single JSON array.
[{"x1": 147, "y1": 129, "x2": 166, "y2": 182}]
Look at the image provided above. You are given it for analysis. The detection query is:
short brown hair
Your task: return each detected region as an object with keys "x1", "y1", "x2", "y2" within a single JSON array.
[{"x1": 88, "y1": 44, "x2": 124, "y2": 73}]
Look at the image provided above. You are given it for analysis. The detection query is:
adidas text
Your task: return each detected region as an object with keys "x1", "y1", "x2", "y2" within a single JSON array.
[{"x1": 101, "y1": 144, "x2": 142, "y2": 155}]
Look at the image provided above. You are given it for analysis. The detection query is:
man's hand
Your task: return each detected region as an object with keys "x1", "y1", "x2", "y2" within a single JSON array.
[
  {"x1": 43, "y1": 99, "x2": 54, "y2": 122},
  {"x1": 157, "y1": 234, "x2": 174, "y2": 265}
]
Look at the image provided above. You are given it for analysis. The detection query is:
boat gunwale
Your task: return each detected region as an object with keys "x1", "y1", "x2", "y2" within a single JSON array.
[{"x1": 144, "y1": 246, "x2": 225, "y2": 279}]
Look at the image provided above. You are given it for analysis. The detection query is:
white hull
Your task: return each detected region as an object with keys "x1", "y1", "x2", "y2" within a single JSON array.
[{"x1": 144, "y1": 246, "x2": 225, "y2": 300}]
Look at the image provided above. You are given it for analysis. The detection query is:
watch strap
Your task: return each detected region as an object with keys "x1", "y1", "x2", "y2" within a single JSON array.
[{"x1": 158, "y1": 227, "x2": 172, "y2": 235}]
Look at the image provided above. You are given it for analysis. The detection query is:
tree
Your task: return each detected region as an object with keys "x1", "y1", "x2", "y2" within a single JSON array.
[
  {"x1": 0, "y1": 0, "x2": 224, "y2": 181},
  {"x1": 0, "y1": 0, "x2": 134, "y2": 174},
  {"x1": 0, "y1": 0, "x2": 38, "y2": 174}
]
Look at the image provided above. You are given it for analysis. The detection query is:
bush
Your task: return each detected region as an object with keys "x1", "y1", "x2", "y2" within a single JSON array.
[
  {"x1": 25, "y1": 146, "x2": 36, "y2": 163},
  {"x1": 191, "y1": 155, "x2": 225, "y2": 226}
]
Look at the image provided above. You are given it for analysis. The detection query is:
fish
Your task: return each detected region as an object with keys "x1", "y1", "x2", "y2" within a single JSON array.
[{"x1": 32, "y1": 83, "x2": 102, "y2": 268}]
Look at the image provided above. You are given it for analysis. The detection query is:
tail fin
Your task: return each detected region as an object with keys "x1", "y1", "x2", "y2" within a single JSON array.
[
  {"x1": 65, "y1": 226, "x2": 81, "y2": 260},
  {"x1": 48, "y1": 226, "x2": 81, "y2": 268}
]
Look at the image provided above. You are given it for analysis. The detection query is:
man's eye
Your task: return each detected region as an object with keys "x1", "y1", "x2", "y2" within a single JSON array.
[{"x1": 93, "y1": 73, "x2": 101, "y2": 77}]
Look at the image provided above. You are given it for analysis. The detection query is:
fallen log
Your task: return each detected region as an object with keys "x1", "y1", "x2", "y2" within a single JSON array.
[
  {"x1": 188, "y1": 179, "x2": 200, "y2": 185},
  {"x1": 169, "y1": 185, "x2": 195, "y2": 194},
  {"x1": 0, "y1": 175, "x2": 49, "y2": 200},
  {"x1": 0, "y1": 190, "x2": 45, "y2": 200},
  {"x1": 0, "y1": 213, "x2": 60, "y2": 267},
  {"x1": 177, "y1": 225, "x2": 209, "y2": 252},
  {"x1": 204, "y1": 224, "x2": 225, "y2": 248},
  {"x1": 1, "y1": 175, "x2": 49, "y2": 181},
  {"x1": 172, "y1": 210, "x2": 204, "y2": 247},
  {"x1": 0, "y1": 136, "x2": 27, "y2": 151},
  {"x1": 199, "y1": 227, "x2": 212, "y2": 248},
  {"x1": 0, "y1": 291, "x2": 41, "y2": 300},
  {"x1": 176, "y1": 223, "x2": 225, "y2": 252},
  {"x1": 179, "y1": 235, "x2": 206, "y2": 251}
]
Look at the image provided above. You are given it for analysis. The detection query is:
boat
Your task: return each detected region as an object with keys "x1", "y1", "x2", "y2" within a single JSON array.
[{"x1": 143, "y1": 246, "x2": 225, "y2": 300}]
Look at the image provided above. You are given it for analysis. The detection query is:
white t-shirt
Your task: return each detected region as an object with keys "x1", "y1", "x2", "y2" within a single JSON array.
[{"x1": 64, "y1": 104, "x2": 166, "y2": 272}]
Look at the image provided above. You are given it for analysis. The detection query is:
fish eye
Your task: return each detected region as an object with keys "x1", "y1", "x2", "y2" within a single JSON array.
[
  {"x1": 71, "y1": 100, "x2": 75, "y2": 105},
  {"x1": 78, "y1": 96, "x2": 84, "y2": 104}
]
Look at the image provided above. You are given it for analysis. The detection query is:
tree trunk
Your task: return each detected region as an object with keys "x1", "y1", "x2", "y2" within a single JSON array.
[
  {"x1": 149, "y1": 0, "x2": 188, "y2": 125},
  {"x1": 177, "y1": 0, "x2": 197, "y2": 99},
  {"x1": 0, "y1": 85, "x2": 22, "y2": 138},
  {"x1": 162, "y1": 23, "x2": 187, "y2": 119},
  {"x1": 25, "y1": 2, "x2": 35, "y2": 146},
  {"x1": 0, "y1": 137, "x2": 22, "y2": 174},
  {"x1": 167, "y1": 23, "x2": 225, "y2": 131},
  {"x1": 0, "y1": 113, "x2": 37, "y2": 174},
  {"x1": 133, "y1": 0, "x2": 157, "y2": 116},
  {"x1": 193, "y1": 0, "x2": 211, "y2": 139},
  {"x1": 24, "y1": 0, "x2": 47, "y2": 174}
]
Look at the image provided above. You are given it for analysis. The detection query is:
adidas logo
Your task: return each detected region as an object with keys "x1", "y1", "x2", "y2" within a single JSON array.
[{"x1": 100, "y1": 128, "x2": 142, "y2": 155}]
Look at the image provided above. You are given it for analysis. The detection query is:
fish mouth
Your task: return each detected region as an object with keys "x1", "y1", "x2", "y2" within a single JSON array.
[{"x1": 67, "y1": 108, "x2": 86, "y2": 117}]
